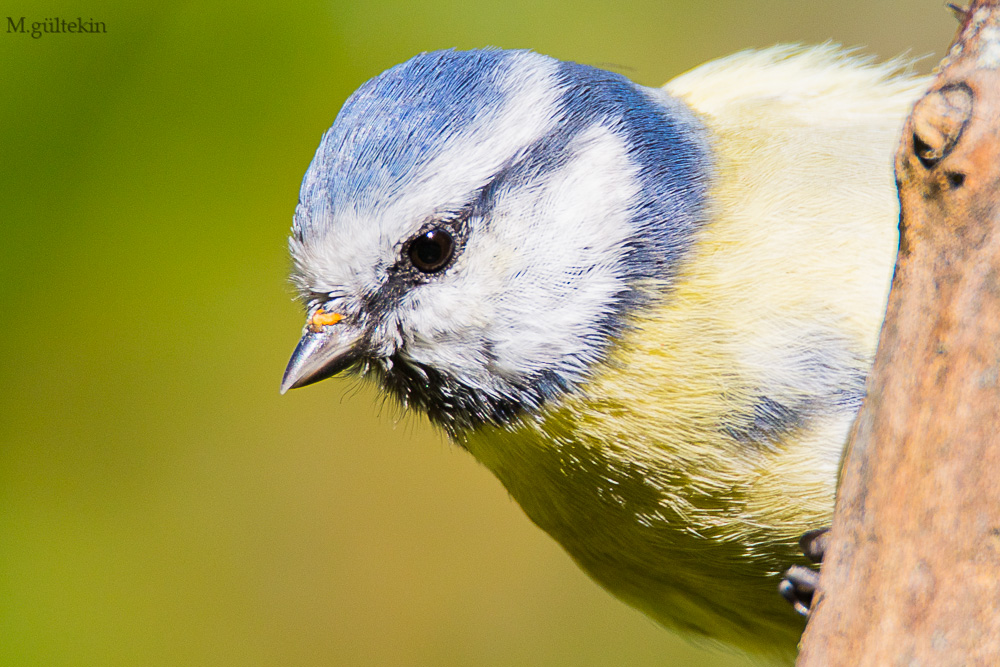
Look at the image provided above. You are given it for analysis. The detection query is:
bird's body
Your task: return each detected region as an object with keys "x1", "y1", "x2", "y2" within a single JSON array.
[{"x1": 282, "y1": 46, "x2": 926, "y2": 660}]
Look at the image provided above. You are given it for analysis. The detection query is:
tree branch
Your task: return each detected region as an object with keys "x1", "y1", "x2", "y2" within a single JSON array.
[{"x1": 797, "y1": 2, "x2": 1000, "y2": 663}]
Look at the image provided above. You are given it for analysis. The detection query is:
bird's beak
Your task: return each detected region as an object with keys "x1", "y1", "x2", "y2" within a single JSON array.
[{"x1": 280, "y1": 309, "x2": 363, "y2": 394}]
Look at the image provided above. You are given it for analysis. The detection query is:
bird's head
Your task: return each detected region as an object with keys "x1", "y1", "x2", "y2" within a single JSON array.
[{"x1": 281, "y1": 49, "x2": 712, "y2": 434}]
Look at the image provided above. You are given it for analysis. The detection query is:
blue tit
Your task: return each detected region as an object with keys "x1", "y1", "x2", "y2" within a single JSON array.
[{"x1": 280, "y1": 46, "x2": 926, "y2": 661}]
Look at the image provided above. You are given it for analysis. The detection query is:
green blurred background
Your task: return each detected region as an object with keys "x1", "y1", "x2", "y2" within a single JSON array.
[{"x1": 0, "y1": 2, "x2": 954, "y2": 665}]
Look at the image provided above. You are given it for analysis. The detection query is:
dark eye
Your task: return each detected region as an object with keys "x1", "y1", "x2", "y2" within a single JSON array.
[{"x1": 408, "y1": 229, "x2": 454, "y2": 273}]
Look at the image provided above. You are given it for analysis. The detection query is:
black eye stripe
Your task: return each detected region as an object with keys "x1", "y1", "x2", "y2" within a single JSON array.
[
  {"x1": 370, "y1": 193, "x2": 489, "y2": 316},
  {"x1": 408, "y1": 229, "x2": 455, "y2": 273}
]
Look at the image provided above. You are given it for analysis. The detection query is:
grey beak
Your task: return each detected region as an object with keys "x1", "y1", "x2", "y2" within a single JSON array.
[{"x1": 280, "y1": 327, "x2": 363, "y2": 394}]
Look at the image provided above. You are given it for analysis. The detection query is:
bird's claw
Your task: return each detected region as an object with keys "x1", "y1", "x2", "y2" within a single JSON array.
[
  {"x1": 778, "y1": 526, "x2": 830, "y2": 616},
  {"x1": 798, "y1": 527, "x2": 829, "y2": 564},
  {"x1": 779, "y1": 564, "x2": 819, "y2": 616}
]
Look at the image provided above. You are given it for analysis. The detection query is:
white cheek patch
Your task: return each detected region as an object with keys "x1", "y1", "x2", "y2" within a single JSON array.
[{"x1": 401, "y1": 124, "x2": 640, "y2": 390}]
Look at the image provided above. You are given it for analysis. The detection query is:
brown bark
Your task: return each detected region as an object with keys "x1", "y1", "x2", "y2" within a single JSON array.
[{"x1": 796, "y1": 3, "x2": 1000, "y2": 665}]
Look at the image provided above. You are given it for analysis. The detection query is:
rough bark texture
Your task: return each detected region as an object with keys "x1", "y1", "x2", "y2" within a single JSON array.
[{"x1": 797, "y1": 3, "x2": 1000, "y2": 665}]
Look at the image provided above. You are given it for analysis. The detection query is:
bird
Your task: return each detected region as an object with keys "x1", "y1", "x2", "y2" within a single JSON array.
[{"x1": 279, "y1": 45, "x2": 926, "y2": 661}]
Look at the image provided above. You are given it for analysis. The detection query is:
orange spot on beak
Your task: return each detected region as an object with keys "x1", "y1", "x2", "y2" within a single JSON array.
[{"x1": 308, "y1": 308, "x2": 343, "y2": 332}]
